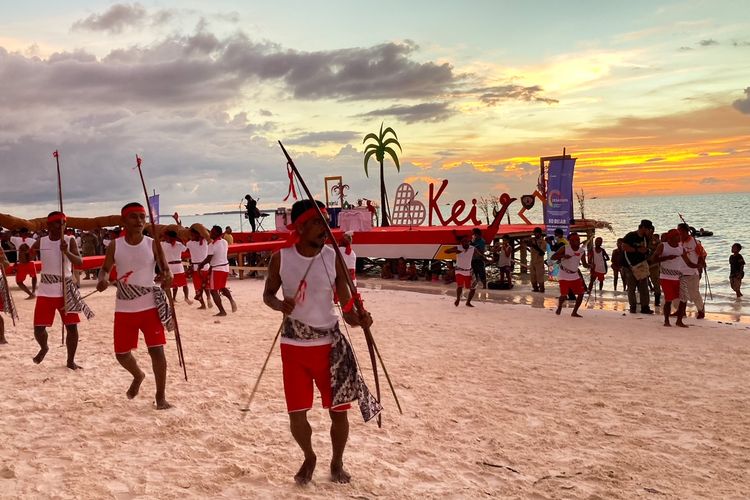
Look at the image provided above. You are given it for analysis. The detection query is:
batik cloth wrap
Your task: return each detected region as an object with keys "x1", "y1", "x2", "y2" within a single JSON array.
[
  {"x1": 0, "y1": 271, "x2": 19, "y2": 321},
  {"x1": 282, "y1": 316, "x2": 383, "y2": 422},
  {"x1": 40, "y1": 274, "x2": 95, "y2": 319},
  {"x1": 115, "y1": 281, "x2": 175, "y2": 332}
]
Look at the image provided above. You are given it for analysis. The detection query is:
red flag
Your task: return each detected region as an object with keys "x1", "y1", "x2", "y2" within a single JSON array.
[
  {"x1": 53, "y1": 150, "x2": 59, "y2": 158},
  {"x1": 136, "y1": 154, "x2": 142, "y2": 167}
]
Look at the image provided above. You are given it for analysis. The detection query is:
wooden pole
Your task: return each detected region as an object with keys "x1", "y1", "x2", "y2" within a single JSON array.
[
  {"x1": 135, "y1": 155, "x2": 188, "y2": 381},
  {"x1": 279, "y1": 141, "x2": 402, "y2": 427},
  {"x1": 54, "y1": 151, "x2": 67, "y2": 346}
]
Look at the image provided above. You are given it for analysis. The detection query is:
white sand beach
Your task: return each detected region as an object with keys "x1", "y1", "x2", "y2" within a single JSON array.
[{"x1": 1, "y1": 278, "x2": 749, "y2": 499}]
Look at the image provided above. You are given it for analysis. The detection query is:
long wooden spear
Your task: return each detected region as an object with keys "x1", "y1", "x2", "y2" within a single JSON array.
[
  {"x1": 134, "y1": 154, "x2": 188, "y2": 381},
  {"x1": 53, "y1": 150, "x2": 67, "y2": 345},
  {"x1": 278, "y1": 141, "x2": 402, "y2": 427}
]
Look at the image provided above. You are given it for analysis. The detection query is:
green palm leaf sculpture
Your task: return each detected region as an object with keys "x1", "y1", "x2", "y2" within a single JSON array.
[{"x1": 363, "y1": 123, "x2": 402, "y2": 226}]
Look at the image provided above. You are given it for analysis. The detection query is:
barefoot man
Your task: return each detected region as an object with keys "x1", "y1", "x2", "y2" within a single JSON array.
[
  {"x1": 186, "y1": 226, "x2": 212, "y2": 309},
  {"x1": 263, "y1": 200, "x2": 380, "y2": 485},
  {"x1": 552, "y1": 232, "x2": 588, "y2": 317},
  {"x1": 10, "y1": 228, "x2": 37, "y2": 299},
  {"x1": 445, "y1": 237, "x2": 479, "y2": 307},
  {"x1": 199, "y1": 225, "x2": 237, "y2": 317},
  {"x1": 161, "y1": 230, "x2": 192, "y2": 304},
  {"x1": 97, "y1": 203, "x2": 173, "y2": 409},
  {"x1": 30, "y1": 212, "x2": 93, "y2": 369},
  {"x1": 652, "y1": 229, "x2": 694, "y2": 327}
]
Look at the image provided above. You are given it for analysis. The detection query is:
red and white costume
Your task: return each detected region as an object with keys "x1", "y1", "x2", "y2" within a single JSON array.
[
  {"x1": 558, "y1": 244, "x2": 586, "y2": 296},
  {"x1": 186, "y1": 239, "x2": 210, "y2": 292},
  {"x1": 341, "y1": 245, "x2": 357, "y2": 286},
  {"x1": 10, "y1": 235, "x2": 37, "y2": 283},
  {"x1": 279, "y1": 244, "x2": 349, "y2": 413},
  {"x1": 113, "y1": 237, "x2": 165, "y2": 354},
  {"x1": 208, "y1": 237, "x2": 230, "y2": 290},
  {"x1": 34, "y1": 235, "x2": 79, "y2": 327},
  {"x1": 659, "y1": 242, "x2": 683, "y2": 303},
  {"x1": 161, "y1": 240, "x2": 187, "y2": 288},
  {"x1": 591, "y1": 247, "x2": 607, "y2": 283},
  {"x1": 454, "y1": 245, "x2": 477, "y2": 289}
]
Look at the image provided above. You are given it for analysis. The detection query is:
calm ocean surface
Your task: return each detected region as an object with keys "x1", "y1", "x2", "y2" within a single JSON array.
[{"x1": 177, "y1": 192, "x2": 749, "y2": 320}]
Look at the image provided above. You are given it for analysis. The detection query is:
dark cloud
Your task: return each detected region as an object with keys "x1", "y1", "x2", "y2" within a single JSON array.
[
  {"x1": 699, "y1": 39, "x2": 719, "y2": 46},
  {"x1": 678, "y1": 46, "x2": 693, "y2": 52},
  {"x1": 359, "y1": 102, "x2": 456, "y2": 123},
  {"x1": 286, "y1": 131, "x2": 360, "y2": 146},
  {"x1": 259, "y1": 109, "x2": 273, "y2": 117},
  {"x1": 732, "y1": 87, "x2": 750, "y2": 114},
  {"x1": 71, "y1": 3, "x2": 149, "y2": 33},
  {"x1": 457, "y1": 84, "x2": 558, "y2": 106},
  {"x1": 732, "y1": 40, "x2": 750, "y2": 47}
]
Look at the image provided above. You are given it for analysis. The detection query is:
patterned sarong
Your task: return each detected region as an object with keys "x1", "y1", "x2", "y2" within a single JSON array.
[
  {"x1": 39, "y1": 273, "x2": 95, "y2": 320},
  {"x1": 0, "y1": 270, "x2": 19, "y2": 321},
  {"x1": 282, "y1": 317, "x2": 383, "y2": 422},
  {"x1": 115, "y1": 281, "x2": 175, "y2": 331}
]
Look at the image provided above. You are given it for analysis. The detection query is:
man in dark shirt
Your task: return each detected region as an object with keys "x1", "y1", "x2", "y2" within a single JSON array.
[
  {"x1": 621, "y1": 219, "x2": 654, "y2": 314},
  {"x1": 730, "y1": 243, "x2": 744, "y2": 298},
  {"x1": 470, "y1": 228, "x2": 487, "y2": 289}
]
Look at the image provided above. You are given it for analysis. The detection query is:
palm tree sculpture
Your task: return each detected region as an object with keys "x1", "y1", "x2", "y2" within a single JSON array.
[{"x1": 363, "y1": 123, "x2": 402, "y2": 227}]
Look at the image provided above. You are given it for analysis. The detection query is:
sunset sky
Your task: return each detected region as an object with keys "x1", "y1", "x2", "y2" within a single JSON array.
[{"x1": 1, "y1": 0, "x2": 749, "y2": 219}]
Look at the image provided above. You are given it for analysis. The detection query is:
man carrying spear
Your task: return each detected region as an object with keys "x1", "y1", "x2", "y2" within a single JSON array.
[
  {"x1": 263, "y1": 199, "x2": 380, "y2": 485},
  {"x1": 30, "y1": 212, "x2": 93, "y2": 369},
  {"x1": 97, "y1": 203, "x2": 174, "y2": 409}
]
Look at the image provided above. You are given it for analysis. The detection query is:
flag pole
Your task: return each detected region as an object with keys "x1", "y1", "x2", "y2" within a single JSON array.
[
  {"x1": 54, "y1": 150, "x2": 67, "y2": 346},
  {"x1": 135, "y1": 155, "x2": 188, "y2": 381}
]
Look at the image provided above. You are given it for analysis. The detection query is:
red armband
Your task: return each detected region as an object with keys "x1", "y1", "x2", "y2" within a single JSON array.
[{"x1": 342, "y1": 293, "x2": 364, "y2": 313}]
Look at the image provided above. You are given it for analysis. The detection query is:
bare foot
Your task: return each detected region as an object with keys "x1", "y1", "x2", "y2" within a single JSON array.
[
  {"x1": 67, "y1": 362, "x2": 83, "y2": 370},
  {"x1": 676, "y1": 321, "x2": 689, "y2": 328},
  {"x1": 454, "y1": 298, "x2": 460, "y2": 307},
  {"x1": 197, "y1": 304, "x2": 207, "y2": 310},
  {"x1": 230, "y1": 300, "x2": 238, "y2": 313},
  {"x1": 184, "y1": 297, "x2": 193, "y2": 305},
  {"x1": 155, "y1": 398, "x2": 172, "y2": 410},
  {"x1": 465, "y1": 302, "x2": 474, "y2": 307},
  {"x1": 295, "y1": 455, "x2": 317, "y2": 485},
  {"x1": 330, "y1": 461, "x2": 351, "y2": 483},
  {"x1": 0, "y1": 337, "x2": 7, "y2": 345},
  {"x1": 214, "y1": 311, "x2": 227, "y2": 317},
  {"x1": 663, "y1": 322, "x2": 671, "y2": 327},
  {"x1": 127, "y1": 370, "x2": 146, "y2": 399},
  {"x1": 571, "y1": 312, "x2": 582, "y2": 318},
  {"x1": 555, "y1": 306, "x2": 562, "y2": 315},
  {"x1": 33, "y1": 346, "x2": 49, "y2": 364},
  {"x1": 207, "y1": 300, "x2": 214, "y2": 308}
]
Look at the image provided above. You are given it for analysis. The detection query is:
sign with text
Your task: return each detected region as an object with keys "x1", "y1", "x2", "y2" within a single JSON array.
[
  {"x1": 544, "y1": 158, "x2": 576, "y2": 237},
  {"x1": 148, "y1": 193, "x2": 160, "y2": 221}
]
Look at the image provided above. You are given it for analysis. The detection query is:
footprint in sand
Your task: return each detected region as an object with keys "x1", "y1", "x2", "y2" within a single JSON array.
[{"x1": 1, "y1": 465, "x2": 16, "y2": 479}]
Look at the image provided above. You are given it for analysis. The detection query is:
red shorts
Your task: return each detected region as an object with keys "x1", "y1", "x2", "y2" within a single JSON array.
[
  {"x1": 209, "y1": 270, "x2": 228, "y2": 290},
  {"x1": 171, "y1": 272, "x2": 187, "y2": 288},
  {"x1": 456, "y1": 273, "x2": 475, "y2": 289},
  {"x1": 660, "y1": 278, "x2": 680, "y2": 302},
  {"x1": 592, "y1": 271, "x2": 605, "y2": 282},
  {"x1": 559, "y1": 278, "x2": 585, "y2": 296},
  {"x1": 192, "y1": 270, "x2": 207, "y2": 291},
  {"x1": 33, "y1": 296, "x2": 80, "y2": 327},
  {"x1": 113, "y1": 308, "x2": 166, "y2": 354},
  {"x1": 15, "y1": 262, "x2": 37, "y2": 283},
  {"x1": 280, "y1": 343, "x2": 351, "y2": 413}
]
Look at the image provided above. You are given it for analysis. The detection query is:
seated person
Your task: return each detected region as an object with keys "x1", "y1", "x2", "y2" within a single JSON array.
[
  {"x1": 381, "y1": 260, "x2": 394, "y2": 279},
  {"x1": 402, "y1": 261, "x2": 418, "y2": 281},
  {"x1": 396, "y1": 257, "x2": 408, "y2": 279}
]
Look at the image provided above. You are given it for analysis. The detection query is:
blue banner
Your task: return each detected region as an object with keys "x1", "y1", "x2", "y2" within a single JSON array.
[
  {"x1": 149, "y1": 194, "x2": 160, "y2": 221},
  {"x1": 544, "y1": 158, "x2": 576, "y2": 237}
]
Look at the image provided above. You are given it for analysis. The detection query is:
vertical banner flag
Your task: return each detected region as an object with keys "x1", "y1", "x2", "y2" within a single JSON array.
[
  {"x1": 149, "y1": 193, "x2": 160, "y2": 221},
  {"x1": 544, "y1": 157, "x2": 576, "y2": 237}
]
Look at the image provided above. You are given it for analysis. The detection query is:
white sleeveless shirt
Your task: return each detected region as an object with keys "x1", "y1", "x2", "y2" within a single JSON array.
[
  {"x1": 280, "y1": 245, "x2": 338, "y2": 330},
  {"x1": 660, "y1": 243, "x2": 683, "y2": 280},
  {"x1": 186, "y1": 240, "x2": 209, "y2": 271},
  {"x1": 37, "y1": 235, "x2": 74, "y2": 297},
  {"x1": 161, "y1": 241, "x2": 186, "y2": 275},
  {"x1": 558, "y1": 245, "x2": 585, "y2": 281},
  {"x1": 114, "y1": 236, "x2": 157, "y2": 312}
]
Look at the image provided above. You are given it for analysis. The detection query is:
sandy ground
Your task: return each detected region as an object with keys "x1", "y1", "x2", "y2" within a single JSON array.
[{"x1": 1, "y1": 277, "x2": 749, "y2": 499}]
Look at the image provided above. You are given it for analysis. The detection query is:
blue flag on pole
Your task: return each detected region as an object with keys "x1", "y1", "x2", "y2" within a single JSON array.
[
  {"x1": 544, "y1": 158, "x2": 576, "y2": 237},
  {"x1": 149, "y1": 193, "x2": 160, "y2": 221}
]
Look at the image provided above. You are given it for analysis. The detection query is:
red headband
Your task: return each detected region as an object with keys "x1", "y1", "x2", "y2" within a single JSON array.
[
  {"x1": 287, "y1": 207, "x2": 328, "y2": 231},
  {"x1": 121, "y1": 205, "x2": 147, "y2": 217},
  {"x1": 47, "y1": 213, "x2": 66, "y2": 223}
]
